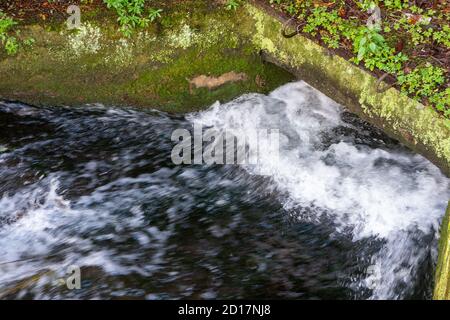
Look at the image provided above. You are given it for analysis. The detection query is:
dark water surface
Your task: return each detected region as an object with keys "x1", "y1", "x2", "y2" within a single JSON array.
[{"x1": 0, "y1": 82, "x2": 448, "y2": 299}]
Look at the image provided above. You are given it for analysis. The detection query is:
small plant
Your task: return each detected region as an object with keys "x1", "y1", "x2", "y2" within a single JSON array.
[
  {"x1": 383, "y1": 0, "x2": 408, "y2": 10},
  {"x1": 353, "y1": 26, "x2": 386, "y2": 62},
  {"x1": 430, "y1": 88, "x2": 450, "y2": 118},
  {"x1": 351, "y1": 26, "x2": 408, "y2": 73},
  {"x1": 433, "y1": 25, "x2": 450, "y2": 48},
  {"x1": 4, "y1": 37, "x2": 18, "y2": 55},
  {"x1": 265, "y1": 0, "x2": 449, "y2": 118},
  {"x1": 226, "y1": 0, "x2": 241, "y2": 11},
  {"x1": 302, "y1": 7, "x2": 346, "y2": 49}
]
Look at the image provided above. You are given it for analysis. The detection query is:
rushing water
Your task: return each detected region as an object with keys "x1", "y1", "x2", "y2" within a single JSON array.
[{"x1": 0, "y1": 81, "x2": 448, "y2": 300}]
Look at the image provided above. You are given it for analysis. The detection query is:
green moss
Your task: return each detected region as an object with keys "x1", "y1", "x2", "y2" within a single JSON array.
[
  {"x1": 435, "y1": 203, "x2": 450, "y2": 300},
  {"x1": 246, "y1": 2, "x2": 450, "y2": 177}
]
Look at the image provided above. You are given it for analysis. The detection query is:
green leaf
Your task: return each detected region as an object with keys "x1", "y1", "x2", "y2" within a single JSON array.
[{"x1": 372, "y1": 33, "x2": 385, "y2": 44}]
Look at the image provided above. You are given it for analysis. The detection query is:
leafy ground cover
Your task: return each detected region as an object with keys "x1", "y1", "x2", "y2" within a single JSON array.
[{"x1": 259, "y1": 0, "x2": 450, "y2": 119}]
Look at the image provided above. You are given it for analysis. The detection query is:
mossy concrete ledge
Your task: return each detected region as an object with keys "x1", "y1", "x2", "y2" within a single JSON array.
[
  {"x1": 435, "y1": 203, "x2": 450, "y2": 300},
  {"x1": 245, "y1": 2, "x2": 450, "y2": 178},
  {"x1": 0, "y1": 1, "x2": 293, "y2": 113}
]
